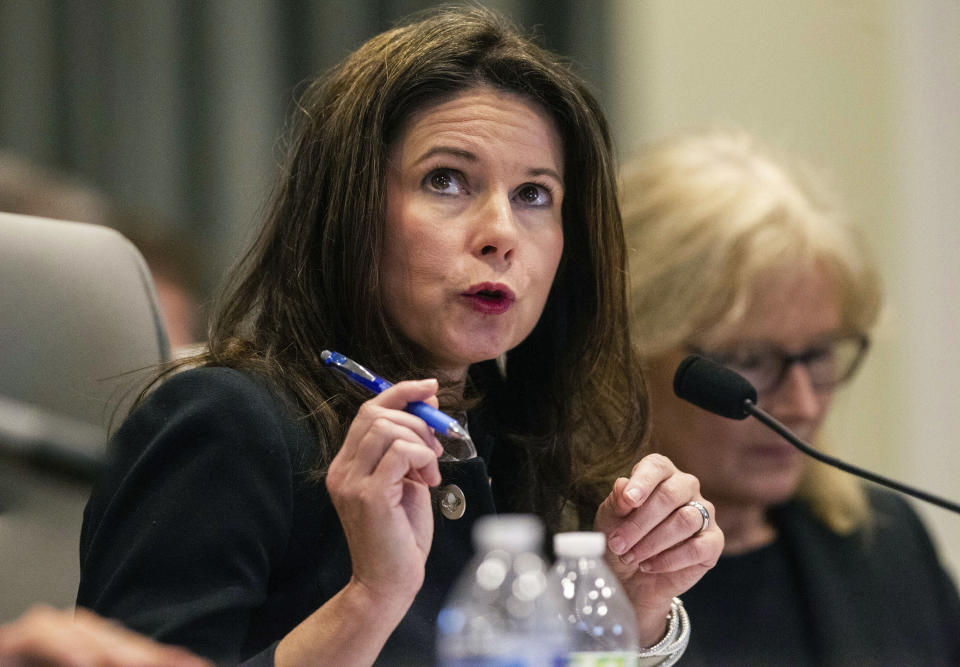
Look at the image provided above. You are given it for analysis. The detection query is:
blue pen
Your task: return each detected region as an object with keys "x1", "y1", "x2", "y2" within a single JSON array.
[{"x1": 321, "y1": 350, "x2": 476, "y2": 460}]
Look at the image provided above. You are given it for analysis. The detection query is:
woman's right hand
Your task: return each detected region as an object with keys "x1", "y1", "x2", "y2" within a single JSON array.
[
  {"x1": 325, "y1": 379, "x2": 445, "y2": 604},
  {"x1": 276, "y1": 379, "x2": 444, "y2": 665}
]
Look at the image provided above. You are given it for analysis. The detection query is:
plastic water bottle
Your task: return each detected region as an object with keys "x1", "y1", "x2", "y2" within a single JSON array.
[
  {"x1": 552, "y1": 532, "x2": 638, "y2": 666},
  {"x1": 437, "y1": 514, "x2": 570, "y2": 666}
]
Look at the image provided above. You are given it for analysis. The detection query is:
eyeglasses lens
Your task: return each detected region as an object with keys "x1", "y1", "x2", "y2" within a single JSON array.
[
  {"x1": 812, "y1": 336, "x2": 867, "y2": 388},
  {"x1": 709, "y1": 336, "x2": 866, "y2": 394}
]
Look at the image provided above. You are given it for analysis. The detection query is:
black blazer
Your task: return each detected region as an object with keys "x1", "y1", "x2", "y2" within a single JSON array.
[
  {"x1": 78, "y1": 367, "x2": 506, "y2": 665},
  {"x1": 682, "y1": 487, "x2": 960, "y2": 666},
  {"x1": 776, "y1": 488, "x2": 960, "y2": 665}
]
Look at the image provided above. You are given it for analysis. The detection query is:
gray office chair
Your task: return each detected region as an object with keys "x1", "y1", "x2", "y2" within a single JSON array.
[{"x1": 0, "y1": 211, "x2": 170, "y2": 621}]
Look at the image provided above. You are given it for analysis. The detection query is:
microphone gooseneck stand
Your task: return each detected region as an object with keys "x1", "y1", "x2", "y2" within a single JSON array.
[
  {"x1": 743, "y1": 399, "x2": 960, "y2": 515},
  {"x1": 673, "y1": 354, "x2": 960, "y2": 516}
]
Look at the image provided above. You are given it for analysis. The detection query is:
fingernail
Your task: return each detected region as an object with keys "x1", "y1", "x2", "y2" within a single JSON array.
[
  {"x1": 638, "y1": 560, "x2": 652, "y2": 572},
  {"x1": 621, "y1": 551, "x2": 637, "y2": 566},
  {"x1": 608, "y1": 535, "x2": 626, "y2": 555},
  {"x1": 625, "y1": 487, "x2": 643, "y2": 505}
]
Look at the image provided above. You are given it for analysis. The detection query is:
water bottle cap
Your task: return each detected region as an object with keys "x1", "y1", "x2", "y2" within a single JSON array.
[
  {"x1": 553, "y1": 531, "x2": 606, "y2": 557},
  {"x1": 472, "y1": 514, "x2": 544, "y2": 551}
]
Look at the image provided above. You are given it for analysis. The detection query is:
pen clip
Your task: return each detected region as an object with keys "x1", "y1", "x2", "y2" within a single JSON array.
[{"x1": 322, "y1": 350, "x2": 378, "y2": 383}]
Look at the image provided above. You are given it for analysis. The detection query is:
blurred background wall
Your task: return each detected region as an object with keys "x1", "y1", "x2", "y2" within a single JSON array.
[{"x1": 1, "y1": 0, "x2": 957, "y2": 580}]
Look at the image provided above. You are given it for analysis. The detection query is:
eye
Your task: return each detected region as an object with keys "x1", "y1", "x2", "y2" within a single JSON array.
[
  {"x1": 725, "y1": 349, "x2": 770, "y2": 371},
  {"x1": 424, "y1": 168, "x2": 465, "y2": 195},
  {"x1": 514, "y1": 183, "x2": 553, "y2": 207},
  {"x1": 801, "y1": 343, "x2": 835, "y2": 373},
  {"x1": 803, "y1": 344, "x2": 832, "y2": 362}
]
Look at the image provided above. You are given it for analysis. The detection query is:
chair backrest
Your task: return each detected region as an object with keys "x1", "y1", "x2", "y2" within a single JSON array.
[{"x1": 0, "y1": 211, "x2": 171, "y2": 621}]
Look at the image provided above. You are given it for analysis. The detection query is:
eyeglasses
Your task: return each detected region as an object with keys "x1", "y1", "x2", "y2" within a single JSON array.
[{"x1": 690, "y1": 333, "x2": 870, "y2": 395}]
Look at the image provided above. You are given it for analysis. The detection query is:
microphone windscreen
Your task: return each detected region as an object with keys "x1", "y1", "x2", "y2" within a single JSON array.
[{"x1": 673, "y1": 354, "x2": 758, "y2": 420}]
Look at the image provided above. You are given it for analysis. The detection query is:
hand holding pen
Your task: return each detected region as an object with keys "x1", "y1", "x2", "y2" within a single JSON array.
[{"x1": 321, "y1": 350, "x2": 477, "y2": 461}]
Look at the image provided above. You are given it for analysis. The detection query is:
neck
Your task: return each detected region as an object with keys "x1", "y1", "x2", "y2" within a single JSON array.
[
  {"x1": 714, "y1": 501, "x2": 777, "y2": 555},
  {"x1": 435, "y1": 366, "x2": 469, "y2": 399}
]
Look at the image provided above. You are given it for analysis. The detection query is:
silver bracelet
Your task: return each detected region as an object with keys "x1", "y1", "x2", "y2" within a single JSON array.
[{"x1": 636, "y1": 597, "x2": 690, "y2": 667}]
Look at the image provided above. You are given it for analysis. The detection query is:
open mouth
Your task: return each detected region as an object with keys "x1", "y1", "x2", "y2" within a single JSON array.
[
  {"x1": 475, "y1": 288, "x2": 505, "y2": 300},
  {"x1": 463, "y1": 283, "x2": 515, "y2": 314}
]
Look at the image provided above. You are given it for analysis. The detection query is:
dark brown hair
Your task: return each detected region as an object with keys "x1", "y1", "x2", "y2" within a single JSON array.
[{"x1": 171, "y1": 5, "x2": 644, "y2": 526}]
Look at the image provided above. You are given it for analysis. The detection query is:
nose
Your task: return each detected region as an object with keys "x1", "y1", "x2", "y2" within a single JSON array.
[
  {"x1": 765, "y1": 361, "x2": 824, "y2": 422},
  {"x1": 472, "y1": 192, "x2": 517, "y2": 265}
]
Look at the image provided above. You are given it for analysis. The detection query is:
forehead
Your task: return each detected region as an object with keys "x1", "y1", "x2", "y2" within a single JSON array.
[
  {"x1": 391, "y1": 86, "x2": 565, "y2": 173},
  {"x1": 721, "y1": 267, "x2": 842, "y2": 348}
]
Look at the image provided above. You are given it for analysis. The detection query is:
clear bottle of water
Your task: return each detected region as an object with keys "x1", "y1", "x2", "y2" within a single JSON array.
[
  {"x1": 552, "y1": 532, "x2": 638, "y2": 667},
  {"x1": 436, "y1": 514, "x2": 570, "y2": 666}
]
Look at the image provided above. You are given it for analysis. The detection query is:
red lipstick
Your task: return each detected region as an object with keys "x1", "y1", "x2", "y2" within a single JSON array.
[{"x1": 462, "y1": 282, "x2": 515, "y2": 314}]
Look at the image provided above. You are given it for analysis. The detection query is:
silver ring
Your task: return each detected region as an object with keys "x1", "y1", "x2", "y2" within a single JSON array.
[{"x1": 687, "y1": 500, "x2": 709, "y2": 534}]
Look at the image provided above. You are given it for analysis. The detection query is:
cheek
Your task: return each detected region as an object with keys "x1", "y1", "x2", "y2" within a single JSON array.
[
  {"x1": 655, "y1": 404, "x2": 748, "y2": 475},
  {"x1": 383, "y1": 219, "x2": 443, "y2": 290},
  {"x1": 381, "y1": 238, "x2": 409, "y2": 315},
  {"x1": 807, "y1": 393, "x2": 834, "y2": 432},
  {"x1": 656, "y1": 397, "x2": 716, "y2": 447},
  {"x1": 381, "y1": 235, "x2": 427, "y2": 330},
  {"x1": 550, "y1": 233, "x2": 564, "y2": 276},
  {"x1": 647, "y1": 358, "x2": 742, "y2": 463},
  {"x1": 534, "y1": 229, "x2": 564, "y2": 294}
]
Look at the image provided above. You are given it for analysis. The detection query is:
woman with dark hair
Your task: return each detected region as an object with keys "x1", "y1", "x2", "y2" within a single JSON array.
[{"x1": 74, "y1": 7, "x2": 722, "y2": 665}]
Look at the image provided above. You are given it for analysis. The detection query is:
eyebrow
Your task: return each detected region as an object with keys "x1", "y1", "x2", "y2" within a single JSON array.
[
  {"x1": 415, "y1": 145, "x2": 564, "y2": 185},
  {"x1": 417, "y1": 146, "x2": 477, "y2": 164}
]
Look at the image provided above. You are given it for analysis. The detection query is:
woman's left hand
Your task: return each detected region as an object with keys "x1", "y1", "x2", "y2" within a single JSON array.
[{"x1": 594, "y1": 453, "x2": 723, "y2": 645}]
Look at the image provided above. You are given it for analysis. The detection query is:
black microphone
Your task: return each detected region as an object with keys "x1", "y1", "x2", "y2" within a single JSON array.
[{"x1": 673, "y1": 354, "x2": 960, "y2": 515}]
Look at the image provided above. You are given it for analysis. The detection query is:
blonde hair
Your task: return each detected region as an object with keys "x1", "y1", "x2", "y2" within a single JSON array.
[{"x1": 622, "y1": 129, "x2": 882, "y2": 533}]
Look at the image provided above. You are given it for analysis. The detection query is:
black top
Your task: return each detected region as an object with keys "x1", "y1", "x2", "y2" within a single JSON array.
[
  {"x1": 681, "y1": 538, "x2": 814, "y2": 665},
  {"x1": 682, "y1": 490, "x2": 960, "y2": 666},
  {"x1": 77, "y1": 367, "x2": 520, "y2": 665}
]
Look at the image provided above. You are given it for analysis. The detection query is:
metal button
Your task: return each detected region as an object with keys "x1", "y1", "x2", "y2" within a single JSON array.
[{"x1": 439, "y1": 484, "x2": 466, "y2": 520}]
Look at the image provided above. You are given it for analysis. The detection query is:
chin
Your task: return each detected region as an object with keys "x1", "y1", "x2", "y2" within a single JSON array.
[
  {"x1": 750, "y1": 475, "x2": 803, "y2": 507},
  {"x1": 454, "y1": 331, "x2": 522, "y2": 365},
  {"x1": 432, "y1": 343, "x2": 508, "y2": 374}
]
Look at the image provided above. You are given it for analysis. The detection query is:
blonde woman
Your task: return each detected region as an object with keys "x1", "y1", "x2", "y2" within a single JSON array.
[{"x1": 622, "y1": 129, "x2": 960, "y2": 665}]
